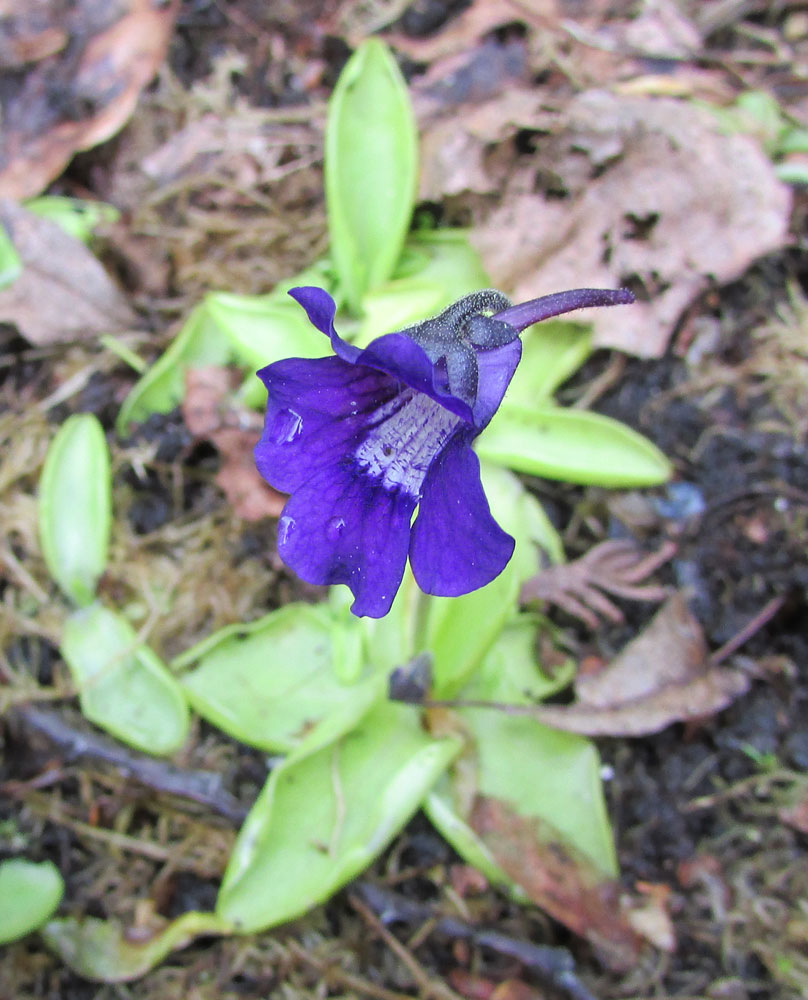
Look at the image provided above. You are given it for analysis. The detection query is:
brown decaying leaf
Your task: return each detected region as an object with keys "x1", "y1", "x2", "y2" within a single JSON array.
[
  {"x1": 520, "y1": 538, "x2": 675, "y2": 629},
  {"x1": 448, "y1": 969, "x2": 547, "y2": 1000},
  {"x1": 528, "y1": 593, "x2": 750, "y2": 736},
  {"x1": 779, "y1": 798, "x2": 808, "y2": 836},
  {"x1": 0, "y1": 0, "x2": 180, "y2": 199},
  {"x1": 470, "y1": 796, "x2": 643, "y2": 970},
  {"x1": 182, "y1": 367, "x2": 285, "y2": 522},
  {"x1": 472, "y1": 91, "x2": 791, "y2": 357},
  {"x1": 385, "y1": 0, "x2": 559, "y2": 64},
  {"x1": 0, "y1": 200, "x2": 136, "y2": 345}
]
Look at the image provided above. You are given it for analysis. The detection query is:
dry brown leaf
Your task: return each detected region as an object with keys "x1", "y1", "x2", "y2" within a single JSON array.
[
  {"x1": 0, "y1": 0, "x2": 180, "y2": 199},
  {"x1": 472, "y1": 91, "x2": 792, "y2": 357},
  {"x1": 619, "y1": 0, "x2": 702, "y2": 57},
  {"x1": 627, "y1": 882, "x2": 676, "y2": 952},
  {"x1": 528, "y1": 594, "x2": 750, "y2": 736},
  {"x1": 470, "y1": 796, "x2": 642, "y2": 970},
  {"x1": 418, "y1": 88, "x2": 548, "y2": 200},
  {"x1": 384, "y1": 0, "x2": 559, "y2": 64},
  {"x1": 520, "y1": 538, "x2": 674, "y2": 629},
  {"x1": 139, "y1": 112, "x2": 322, "y2": 188},
  {"x1": 779, "y1": 798, "x2": 808, "y2": 835},
  {"x1": 0, "y1": 200, "x2": 136, "y2": 344},
  {"x1": 183, "y1": 367, "x2": 285, "y2": 522}
]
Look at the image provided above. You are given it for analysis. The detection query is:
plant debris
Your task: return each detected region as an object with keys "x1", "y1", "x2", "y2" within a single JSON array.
[
  {"x1": 181, "y1": 366, "x2": 285, "y2": 522},
  {"x1": 0, "y1": 0, "x2": 180, "y2": 199},
  {"x1": 0, "y1": 201, "x2": 136, "y2": 344},
  {"x1": 471, "y1": 91, "x2": 792, "y2": 357},
  {"x1": 520, "y1": 538, "x2": 675, "y2": 629},
  {"x1": 526, "y1": 593, "x2": 751, "y2": 736}
]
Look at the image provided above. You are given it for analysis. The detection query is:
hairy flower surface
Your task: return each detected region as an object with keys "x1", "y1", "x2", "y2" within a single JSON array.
[{"x1": 255, "y1": 285, "x2": 632, "y2": 617}]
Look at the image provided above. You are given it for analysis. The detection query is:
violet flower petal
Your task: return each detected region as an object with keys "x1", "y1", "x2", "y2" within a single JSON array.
[
  {"x1": 276, "y1": 461, "x2": 417, "y2": 618},
  {"x1": 409, "y1": 437, "x2": 515, "y2": 597},
  {"x1": 472, "y1": 339, "x2": 522, "y2": 429},
  {"x1": 256, "y1": 356, "x2": 396, "y2": 494},
  {"x1": 288, "y1": 286, "x2": 362, "y2": 363},
  {"x1": 356, "y1": 332, "x2": 473, "y2": 423},
  {"x1": 289, "y1": 287, "x2": 476, "y2": 424}
]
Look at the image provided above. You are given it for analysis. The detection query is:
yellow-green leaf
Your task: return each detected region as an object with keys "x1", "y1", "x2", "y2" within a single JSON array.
[
  {"x1": 39, "y1": 414, "x2": 111, "y2": 606},
  {"x1": 326, "y1": 40, "x2": 417, "y2": 312}
]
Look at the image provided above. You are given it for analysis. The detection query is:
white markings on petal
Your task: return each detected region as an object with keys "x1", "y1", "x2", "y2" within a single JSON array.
[{"x1": 354, "y1": 388, "x2": 459, "y2": 497}]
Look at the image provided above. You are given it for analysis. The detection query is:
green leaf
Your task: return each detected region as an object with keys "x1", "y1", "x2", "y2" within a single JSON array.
[
  {"x1": 61, "y1": 604, "x2": 190, "y2": 755},
  {"x1": 24, "y1": 196, "x2": 120, "y2": 245},
  {"x1": 355, "y1": 280, "x2": 449, "y2": 348},
  {"x1": 180, "y1": 603, "x2": 383, "y2": 752},
  {"x1": 414, "y1": 465, "x2": 567, "y2": 698},
  {"x1": 0, "y1": 859, "x2": 64, "y2": 945},
  {"x1": 504, "y1": 319, "x2": 592, "y2": 406},
  {"x1": 116, "y1": 284, "x2": 331, "y2": 432},
  {"x1": 775, "y1": 161, "x2": 808, "y2": 186},
  {"x1": 116, "y1": 303, "x2": 230, "y2": 433},
  {"x1": 326, "y1": 39, "x2": 418, "y2": 312},
  {"x1": 480, "y1": 462, "x2": 564, "y2": 577},
  {"x1": 779, "y1": 127, "x2": 808, "y2": 155},
  {"x1": 0, "y1": 222, "x2": 22, "y2": 289},
  {"x1": 217, "y1": 701, "x2": 459, "y2": 932},
  {"x1": 42, "y1": 911, "x2": 228, "y2": 982},
  {"x1": 476, "y1": 404, "x2": 672, "y2": 487},
  {"x1": 353, "y1": 229, "x2": 493, "y2": 348},
  {"x1": 426, "y1": 618, "x2": 617, "y2": 882},
  {"x1": 421, "y1": 563, "x2": 520, "y2": 698},
  {"x1": 39, "y1": 414, "x2": 111, "y2": 606}
]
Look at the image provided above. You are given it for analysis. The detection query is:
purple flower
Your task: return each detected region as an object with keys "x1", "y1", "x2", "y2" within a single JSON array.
[{"x1": 255, "y1": 285, "x2": 633, "y2": 618}]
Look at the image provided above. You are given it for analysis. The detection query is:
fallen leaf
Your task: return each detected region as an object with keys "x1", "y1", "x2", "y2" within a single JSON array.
[
  {"x1": 520, "y1": 539, "x2": 675, "y2": 629},
  {"x1": 448, "y1": 969, "x2": 497, "y2": 1000},
  {"x1": 418, "y1": 88, "x2": 549, "y2": 200},
  {"x1": 626, "y1": 882, "x2": 676, "y2": 952},
  {"x1": 0, "y1": 201, "x2": 136, "y2": 344},
  {"x1": 472, "y1": 91, "x2": 791, "y2": 357},
  {"x1": 385, "y1": 0, "x2": 558, "y2": 64},
  {"x1": 620, "y1": 0, "x2": 701, "y2": 57},
  {"x1": 470, "y1": 796, "x2": 642, "y2": 969},
  {"x1": 780, "y1": 797, "x2": 808, "y2": 835},
  {"x1": 0, "y1": 0, "x2": 180, "y2": 199},
  {"x1": 182, "y1": 367, "x2": 285, "y2": 522},
  {"x1": 527, "y1": 594, "x2": 750, "y2": 736}
]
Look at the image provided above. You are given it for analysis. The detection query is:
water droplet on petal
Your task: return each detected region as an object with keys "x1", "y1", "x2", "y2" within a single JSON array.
[
  {"x1": 269, "y1": 408, "x2": 303, "y2": 445},
  {"x1": 326, "y1": 516, "x2": 346, "y2": 541},
  {"x1": 278, "y1": 515, "x2": 296, "y2": 545}
]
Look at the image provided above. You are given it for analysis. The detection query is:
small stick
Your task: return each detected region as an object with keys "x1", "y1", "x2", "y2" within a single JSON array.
[
  {"x1": 10, "y1": 705, "x2": 248, "y2": 822},
  {"x1": 349, "y1": 892, "x2": 465, "y2": 1000},
  {"x1": 709, "y1": 593, "x2": 786, "y2": 666},
  {"x1": 353, "y1": 883, "x2": 599, "y2": 1000}
]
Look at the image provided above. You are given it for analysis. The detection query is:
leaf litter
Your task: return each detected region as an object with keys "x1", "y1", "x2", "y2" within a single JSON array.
[
  {"x1": 0, "y1": 201, "x2": 136, "y2": 345},
  {"x1": 181, "y1": 367, "x2": 285, "y2": 522},
  {"x1": 470, "y1": 91, "x2": 792, "y2": 357},
  {"x1": 0, "y1": 0, "x2": 180, "y2": 199},
  {"x1": 520, "y1": 537, "x2": 675, "y2": 629},
  {"x1": 522, "y1": 593, "x2": 751, "y2": 737}
]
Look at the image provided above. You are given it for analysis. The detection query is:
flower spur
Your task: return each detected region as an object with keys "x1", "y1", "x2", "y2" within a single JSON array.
[{"x1": 255, "y1": 285, "x2": 633, "y2": 618}]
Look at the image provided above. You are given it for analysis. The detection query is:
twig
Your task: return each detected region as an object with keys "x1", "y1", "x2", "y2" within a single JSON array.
[
  {"x1": 10, "y1": 705, "x2": 249, "y2": 823},
  {"x1": 353, "y1": 883, "x2": 599, "y2": 1000},
  {"x1": 287, "y1": 940, "x2": 418, "y2": 1000},
  {"x1": 709, "y1": 594, "x2": 786, "y2": 667},
  {"x1": 349, "y1": 893, "x2": 465, "y2": 1000}
]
